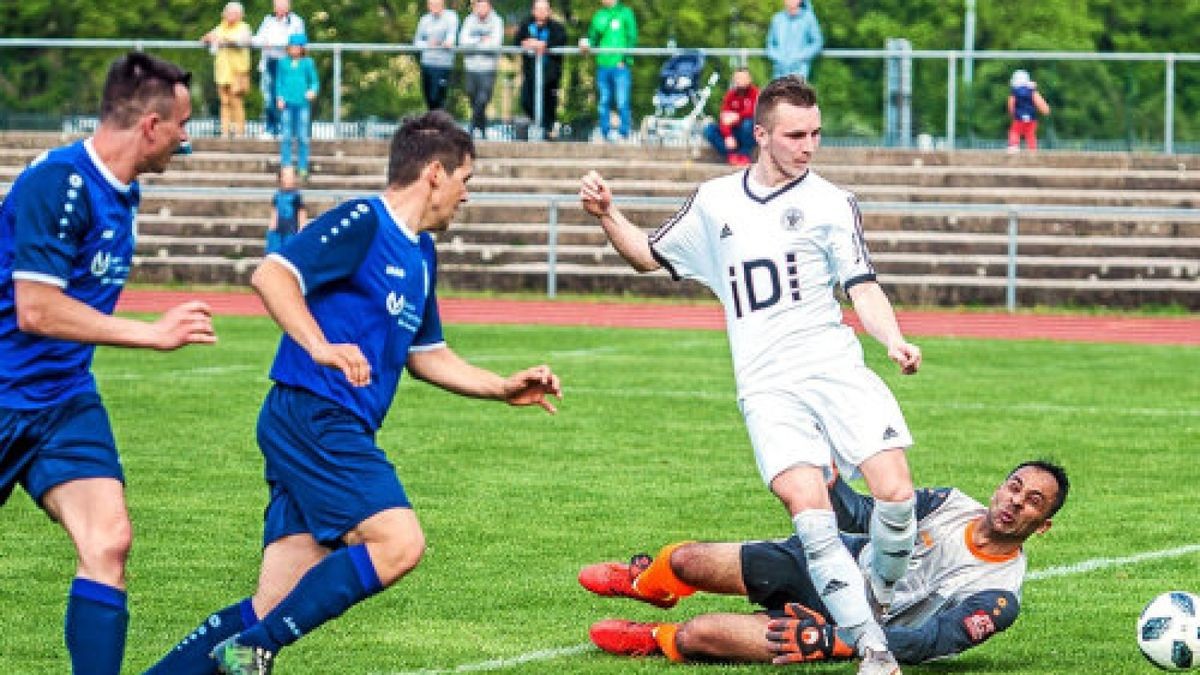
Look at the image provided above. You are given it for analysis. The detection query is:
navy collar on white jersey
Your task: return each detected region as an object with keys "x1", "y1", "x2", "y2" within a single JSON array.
[
  {"x1": 83, "y1": 137, "x2": 133, "y2": 194},
  {"x1": 742, "y1": 167, "x2": 809, "y2": 204}
]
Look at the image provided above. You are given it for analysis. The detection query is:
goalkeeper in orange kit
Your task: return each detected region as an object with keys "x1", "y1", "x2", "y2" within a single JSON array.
[{"x1": 579, "y1": 461, "x2": 1068, "y2": 667}]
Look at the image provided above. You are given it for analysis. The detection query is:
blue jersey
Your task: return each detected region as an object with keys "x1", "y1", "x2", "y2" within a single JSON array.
[
  {"x1": 0, "y1": 139, "x2": 139, "y2": 410},
  {"x1": 1011, "y1": 86, "x2": 1039, "y2": 122},
  {"x1": 267, "y1": 197, "x2": 445, "y2": 429}
]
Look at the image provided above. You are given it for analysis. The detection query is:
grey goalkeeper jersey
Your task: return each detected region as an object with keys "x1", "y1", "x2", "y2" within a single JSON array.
[{"x1": 831, "y1": 480, "x2": 1026, "y2": 663}]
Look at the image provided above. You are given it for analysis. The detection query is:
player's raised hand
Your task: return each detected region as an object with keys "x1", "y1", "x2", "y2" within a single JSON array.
[
  {"x1": 311, "y1": 342, "x2": 372, "y2": 387},
  {"x1": 150, "y1": 300, "x2": 217, "y2": 350},
  {"x1": 888, "y1": 340, "x2": 922, "y2": 375},
  {"x1": 503, "y1": 364, "x2": 562, "y2": 413},
  {"x1": 579, "y1": 170, "x2": 614, "y2": 218}
]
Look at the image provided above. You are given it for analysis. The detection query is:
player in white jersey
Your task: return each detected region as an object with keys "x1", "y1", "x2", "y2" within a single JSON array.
[
  {"x1": 580, "y1": 461, "x2": 1069, "y2": 667},
  {"x1": 580, "y1": 75, "x2": 920, "y2": 674}
]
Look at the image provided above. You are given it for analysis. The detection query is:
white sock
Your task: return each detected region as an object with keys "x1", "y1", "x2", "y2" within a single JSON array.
[
  {"x1": 869, "y1": 497, "x2": 917, "y2": 588},
  {"x1": 792, "y1": 509, "x2": 885, "y2": 653}
]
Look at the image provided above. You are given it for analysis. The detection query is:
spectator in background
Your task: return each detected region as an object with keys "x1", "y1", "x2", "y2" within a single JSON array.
[
  {"x1": 202, "y1": 2, "x2": 253, "y2": 138},
  {"x1": 703, "y1": 67, "x2": 758, "y2": 166},
  {"x1": 252, "y1": 0, "x2": 305, "y2": 139},
  {"x1": 766, "y1": 0, "x2": 823, "y2": 81},
  {"x1": 276, "y1": 33, "x2": 319, "y2": 179},
  {"x1": 515, "y1": 0, "x2": 567, "y2": 139},
  {"x1": 459, "y1": 0, "x2": 504, "y2": 138},
  {"x1": 267, "y1": 166, "x2": 307, "y2": 253},
  {"x1": 1007, "y1": 69, "x2": 1051, "y2": 153},
  {"x1": 415, "y1": 0, "x2": 459, "y2": 111},
  {"x1": 582, "y1": 0, "x2": 637, "y2": 142}
]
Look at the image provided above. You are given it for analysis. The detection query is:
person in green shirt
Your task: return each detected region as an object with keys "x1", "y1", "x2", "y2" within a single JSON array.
[{"x1": 582, "y1": 0, "x2": 637, "y2": 141}]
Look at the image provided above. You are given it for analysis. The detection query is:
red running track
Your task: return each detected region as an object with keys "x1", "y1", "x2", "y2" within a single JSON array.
[{"x1": 116, "y1": 290, "x2": 1200, "y2": 346}]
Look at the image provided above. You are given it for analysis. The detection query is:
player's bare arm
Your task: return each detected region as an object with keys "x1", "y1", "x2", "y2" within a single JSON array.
[
  {"x1": 14, "y1": 279, "x2": 215, "y2": 350},
  {"x1": 847, "y1": 281, "x2": 921, "y2": 375},
  {"x1": 406, "y1": 347, "x2": 562, "y2": 413},
  {"x1": 579, "y1": 170, "x2": 660, "y2": 272},
  {"x1": 251, "y1": 257, "x2": 371, "y2": 387}
]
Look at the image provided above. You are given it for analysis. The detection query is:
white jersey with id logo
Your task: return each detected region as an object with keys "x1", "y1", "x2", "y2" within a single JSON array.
[{"x1": 648, "y1": 169, "x2": 877, "y2": 397}]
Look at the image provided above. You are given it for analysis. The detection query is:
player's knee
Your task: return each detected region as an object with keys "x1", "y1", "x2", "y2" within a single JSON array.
[
  {"x1": 370, "y1": 530, "x2": 426, "y2": 587},
  {"x1": 76, "y1": 518, "x2": 133, "y2": 578}
]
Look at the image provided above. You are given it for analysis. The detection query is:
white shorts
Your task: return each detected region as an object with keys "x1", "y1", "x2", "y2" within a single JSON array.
[{"x1": 738, "y1": 366, "x2": 913, "y2": 486}]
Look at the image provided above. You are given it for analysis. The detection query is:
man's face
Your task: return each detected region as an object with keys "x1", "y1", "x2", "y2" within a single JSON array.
[
  {"x1": 474, "y1": 0, "x2": 491, "y2": 19},
  {"x1": 274, "y1": 0, "x2": 289, "y2": 17},
  {"x1": 532, "y1": 0, "x2": 550, "y2": 22},
  {"x1": 985, "y1": 466, "x2": 1059, "y2": 541},
  {"x1": 140, "y1": 83, "x2": 191, "y2": 175},
  {"x1": 732, "y1": 70, "x2": 752, "y2": 91},
  {"x1": 601, "y1": 0, "x2": 617, "y2": 7},
  {"x1": 428, "y1": 0, "x2": 444, "y2": 13},
  {"x1": 754, "y1": 102, "x2": 820, "y2": 180},
  {"x1": 784, "y1": 0, "x2": 802, "y2": 12},
  {"x1": 429, "y1": 155, "x2": 473, "y2": 231}
]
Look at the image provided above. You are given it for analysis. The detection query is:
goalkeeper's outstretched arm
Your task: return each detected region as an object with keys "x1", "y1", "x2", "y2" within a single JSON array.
[{"x1": 884, "y1": 590, "x2": 1020, "y2": 664}]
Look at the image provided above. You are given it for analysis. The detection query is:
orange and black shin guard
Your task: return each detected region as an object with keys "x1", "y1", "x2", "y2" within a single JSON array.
[{"x1": 633, "y1": 541, "x2": 698, "y2": 602}]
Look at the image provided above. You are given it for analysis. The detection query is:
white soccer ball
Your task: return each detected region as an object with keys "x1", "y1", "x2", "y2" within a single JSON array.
[{"x1": 1138, "y1": 591, "x2": 1200, "y2": 671}]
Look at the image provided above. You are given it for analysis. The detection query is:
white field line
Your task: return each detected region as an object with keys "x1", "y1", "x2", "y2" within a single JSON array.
[
  {"x1": 101, "y1": 364, "x2": 259, "y2": 380},
  {"x1": 383, "y1": 543, "x2": 1200, "y2": 675},
  {"x1": 570, "y1": 387, "x2": 1200, "y2": 417}
]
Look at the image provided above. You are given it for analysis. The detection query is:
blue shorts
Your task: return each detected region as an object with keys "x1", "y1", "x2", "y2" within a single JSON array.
[
  {"x1": 0, "y1": 392, "x2": 123, "y2": 507},
  {"x1": 257, "y1": 384, "x2": 410, "y2": 548}
]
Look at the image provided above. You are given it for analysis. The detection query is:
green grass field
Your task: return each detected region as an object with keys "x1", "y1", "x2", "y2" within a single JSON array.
[{"x1": 2, "y1": 316, "x2": 1198, "y2": 674}]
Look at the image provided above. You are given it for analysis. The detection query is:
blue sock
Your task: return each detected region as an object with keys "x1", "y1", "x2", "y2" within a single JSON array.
[
  {"x1": 143, "y1": 598, "x2": 257, "y2": 675},
  {"x1": 65, "y1": 578, "x2": 128, "y2": 675},
  {"x1": 238, "y1": 544, "x2": 383, "y2": 652}
]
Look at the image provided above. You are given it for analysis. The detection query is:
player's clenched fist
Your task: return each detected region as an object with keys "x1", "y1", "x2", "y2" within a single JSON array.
[
  {"x1": 152, "y1": 300, "x2": 217, "y2": 350},
  {"x1": 579, "y1": 170, "x2": 613, "y2": 218},
  {"x1": 311, "y1": 342, "x2": 372, "y2": 387},
  {"x1": 503, "y1": 364, "x2": 563, "y2": 413},
  {"x1": 765, "y1": 602, "x2": 855, "y2": 664}
]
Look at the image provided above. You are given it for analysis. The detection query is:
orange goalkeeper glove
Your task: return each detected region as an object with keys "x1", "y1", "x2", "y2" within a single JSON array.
[{"x1": 765, "y1": 603, "x2": 855, "y2": 664}]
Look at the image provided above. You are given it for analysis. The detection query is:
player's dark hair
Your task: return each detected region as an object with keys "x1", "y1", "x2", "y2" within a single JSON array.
[
  {"x1": 387, "y1": 111, "x2": 476, "y2": 187},
  {"x1": 100, "y1": 52, "x2": 192, "y2": 128},
  {"x1": 754, "y1": 75, "x2": 818, "y2": 130},
  {"x1": 1011, "y1": 460, "x2": 1069, "y2": 518}
]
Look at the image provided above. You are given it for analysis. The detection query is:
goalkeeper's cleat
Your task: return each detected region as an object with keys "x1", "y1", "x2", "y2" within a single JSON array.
[
  {"x1": 578, "y1": 554, "x2": 678, "y2": 608},
  {"x1": 589, "y1": 619, "x2": 664, "y2": 657},
  {"x1": 211, "y1": 635, "x2": 275, "y2": 675},
  {"x1": 857, "y1": 647, "x2": 902, "y2": 675}
]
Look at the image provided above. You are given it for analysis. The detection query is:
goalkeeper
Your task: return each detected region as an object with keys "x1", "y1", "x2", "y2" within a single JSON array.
[{"x1": 579, "y1": 460, "x2": 1067, "y2": 666}]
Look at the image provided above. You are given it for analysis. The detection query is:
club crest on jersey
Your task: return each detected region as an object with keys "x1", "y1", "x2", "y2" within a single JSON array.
[
  {"x1": 781, "y1": 207, "x2": 804, "y2": 231},
  {"x1": 386, "y1": 291, "x2": 406, "y2": 316},
  {"x1": 90, "y1": 251, "x2": 112, "y2": 277}
]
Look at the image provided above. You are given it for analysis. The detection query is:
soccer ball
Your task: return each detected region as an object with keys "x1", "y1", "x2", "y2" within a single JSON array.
[{"x1": 1137, "y1": 591, "x2": 1200, "y2": 671}]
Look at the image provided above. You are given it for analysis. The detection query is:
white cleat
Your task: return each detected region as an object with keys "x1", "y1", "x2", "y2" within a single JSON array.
[{"x1": 857, "y1": 647, "x2": 902, "y2": 675}]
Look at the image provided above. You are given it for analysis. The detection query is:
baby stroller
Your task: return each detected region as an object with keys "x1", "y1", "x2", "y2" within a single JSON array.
[{"x1": 640, "y1": 50, "x2": 718, "y2": 147}]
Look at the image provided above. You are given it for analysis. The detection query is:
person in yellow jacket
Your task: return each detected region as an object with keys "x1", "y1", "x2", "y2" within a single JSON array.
[{"x1": 202, "y1": 1, "x2": 253, "y2": 137}]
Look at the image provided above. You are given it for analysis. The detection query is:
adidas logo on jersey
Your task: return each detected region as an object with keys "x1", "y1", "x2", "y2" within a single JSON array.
[
  {"x1": 820, "y1": 579, "x2": 849, "y2": 596},
  {"x1": 719, "y1": 224, "x2": 733, "y2": 239},
  {"x1": 883, "y1": 426, "x2": 899, "y2": 441}
]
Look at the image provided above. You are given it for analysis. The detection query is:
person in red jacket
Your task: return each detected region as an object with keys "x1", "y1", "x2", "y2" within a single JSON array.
[{"x1": 703, "y1": 68, "x2": 758, "y2": 166}]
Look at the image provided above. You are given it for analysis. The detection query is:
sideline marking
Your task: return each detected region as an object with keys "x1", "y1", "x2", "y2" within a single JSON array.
[{"x1": 385, "y1": 544, "x2": 1200, "y2": 674}]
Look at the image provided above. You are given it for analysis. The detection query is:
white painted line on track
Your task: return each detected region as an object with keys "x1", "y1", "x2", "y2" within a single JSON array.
[{"x1": 383, "y1": 543, "x2": 1200, "y2": 674}]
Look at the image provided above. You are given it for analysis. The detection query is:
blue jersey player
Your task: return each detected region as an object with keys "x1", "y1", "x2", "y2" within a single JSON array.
[
  {"x1": 146, "y1": 111, "x2": 562, "y2": 675},
  {"x1": 0, "y1": 53, "x2": 215, "y2": 675}
]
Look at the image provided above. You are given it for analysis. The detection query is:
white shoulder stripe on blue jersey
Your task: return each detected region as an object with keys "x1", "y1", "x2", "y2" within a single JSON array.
[
  {"x1": 12, "y1": 270, "x2": 68, "y2": 288},
  {"x1": 409, "y1": 341, "x2": 447, "y2": 352},
  {"x1": 266, "y1": 253, "x2": 307, "y2": 295}
]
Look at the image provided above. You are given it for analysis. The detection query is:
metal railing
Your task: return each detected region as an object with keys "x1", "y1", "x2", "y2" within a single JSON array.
[
  {"x1": 6, "y1": 180, "x2": 1195, "y2": 310},
  {"x1": 1, "y1": 38, "x2": 1198, "y2": 151}
]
